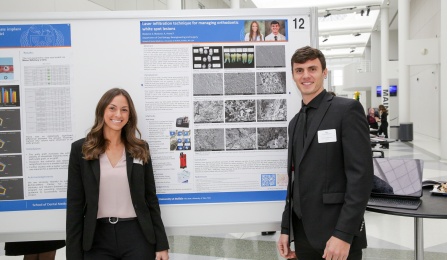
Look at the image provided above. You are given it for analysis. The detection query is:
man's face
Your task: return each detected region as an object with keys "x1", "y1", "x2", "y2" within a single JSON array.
[
  {"x1": 271, "y1": 23, "x2": 280, "y2": 34},
  {"x1": 292, "y1": 58, "x2": 327, "y2": 103}
]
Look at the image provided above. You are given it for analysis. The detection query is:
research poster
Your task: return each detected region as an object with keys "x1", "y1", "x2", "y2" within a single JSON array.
[
  {"x1": 139, "y1": 17, "x2": 311, "y2": 204},
  {"x1": 0, "y1": 13, "x2": 314, "y2": 213},
  {"x1": 0, "y1": 24, "x2": 74, "y2": 211}
]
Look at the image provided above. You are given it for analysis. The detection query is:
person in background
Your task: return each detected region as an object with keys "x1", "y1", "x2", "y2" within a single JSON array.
[
  {"x1": 377, "y1": 104, "x2": 389, "y2": 149},
  {"x1": 277, "y1": 46, "x2": 373, "y2": 260},
  {"x1": 264, "y1": 20, "x2": 286, "y2": 41},
  {"x1": 244, "y1": 21, "x2": 264, "y2": 41},
  {"x1": 4, "y1": 240, "x2": 65, "y2": 260},
  {"x1": 66, "y1": 88, "x2": 169, "y2": 260},
  {"x1": 367, "y1": 107, "x2": 379, "y2": 134}
]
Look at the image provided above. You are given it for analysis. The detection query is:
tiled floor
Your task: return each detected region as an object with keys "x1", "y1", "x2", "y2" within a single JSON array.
[{"x1": 1, "y1": 133, "x2": 447, "y2": 259}]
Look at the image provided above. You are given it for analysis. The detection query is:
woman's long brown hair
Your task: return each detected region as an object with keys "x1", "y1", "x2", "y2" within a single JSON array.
[
  {"x1": 249, "y1": 21, "x2": 262, "y2": 41},
  {"x1": 82, "y1": 88, "x2": 149, "y2": 163}
]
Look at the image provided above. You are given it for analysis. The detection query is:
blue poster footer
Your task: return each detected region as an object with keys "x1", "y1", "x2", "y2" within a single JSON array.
[
  {"x1": 158, "y1": 190, "x2": 286, "y2": 205},
  {"x1": 0, "y1": 190, "x2": 286, "y2": 211}
]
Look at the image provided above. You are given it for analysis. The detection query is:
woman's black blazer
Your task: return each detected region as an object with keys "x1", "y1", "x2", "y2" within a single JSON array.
[{"x1": 66, "y1": 138, "x2": 169, "y2": 259}]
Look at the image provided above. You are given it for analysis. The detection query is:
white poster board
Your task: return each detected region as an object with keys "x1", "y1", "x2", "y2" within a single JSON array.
[{"x1": 0, "y1": 8, "x2": 318, "y2": 241}]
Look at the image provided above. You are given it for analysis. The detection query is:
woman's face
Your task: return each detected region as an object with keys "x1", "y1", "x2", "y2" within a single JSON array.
[
  {"x1": 251, "y1": 23, "x2": 258, "y2": 32},
  {"x1": 103, "y1": 94, "x2": 129, "y2": 133},
  {"x1": 369, "y1": 108, "x2": 375, "y2": 115}
]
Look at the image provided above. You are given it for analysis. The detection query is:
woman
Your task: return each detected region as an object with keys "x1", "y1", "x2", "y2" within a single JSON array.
[
  {"x1": 377, "y1": 104, "x2": 389, "y2": 149},
  {"x1": 244, "y1": 21, "x2": 264, "y2": 41},
  {"x1": 66, "y1": 88, "x2": 169, "y2": 259},
  {"x1": 367, "y1": 107, "x2": 379, "y2": 134}
]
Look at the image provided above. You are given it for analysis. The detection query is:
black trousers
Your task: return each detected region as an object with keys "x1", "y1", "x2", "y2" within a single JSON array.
[
  {"x1": 377, "y1": 124, "x2": 389, "y2": 148},
  {"x1": 84, "y1": 219, "x2": 155, "y2": 260},
  {"x1": 292, "y1": 213, "x2": 362, "y2": 260}
]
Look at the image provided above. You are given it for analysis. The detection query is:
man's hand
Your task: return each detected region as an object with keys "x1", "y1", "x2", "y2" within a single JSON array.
[
  {"x1": 322, "y1": 236, "x2": 350, "y2": 260},
  {"x1": 277, "y1": 234, "x2": 296, "y2": 259}
]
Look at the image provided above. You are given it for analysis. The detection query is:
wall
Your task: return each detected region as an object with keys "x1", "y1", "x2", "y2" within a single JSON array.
[
  {"x1": 408, "y1": 0, "x2": 441, "y2": 139},
  {"x1": 410, "y1": 65, "x2": 440, "y2": 137},
  {"x1": 0, "y1": 0, "x2": 257, "y2": 12},
  {"x1": 0, "y1": 0, "x2": 108, "y2": 12},
  {"x1": 389, "y1": 30, "x2": 398, "y2": 61}
]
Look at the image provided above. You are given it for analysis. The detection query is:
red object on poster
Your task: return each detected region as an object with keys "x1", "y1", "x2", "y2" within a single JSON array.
[
  {"x1": 180, "y1": 152, "x2": 187, "y2": 169},
  {"x1": 0, "y1": 65, "x2": 13, "y2": 73}
]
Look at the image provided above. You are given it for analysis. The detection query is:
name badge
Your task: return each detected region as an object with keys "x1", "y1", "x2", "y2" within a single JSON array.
[
  {"x1": 318, "y1": 129, "x2": 337, "y2": 143},
  {"x1": 134, "y1": 158, "x2": 143, "y2": 165}
]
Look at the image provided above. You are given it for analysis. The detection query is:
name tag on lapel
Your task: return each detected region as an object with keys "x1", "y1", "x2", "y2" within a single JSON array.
[
  {"x1": 133, "y1": 158, "x2": 143, "y2": 165},
  {"x1": 318, "y1": 129, "x2": 337, "y2": 143}
]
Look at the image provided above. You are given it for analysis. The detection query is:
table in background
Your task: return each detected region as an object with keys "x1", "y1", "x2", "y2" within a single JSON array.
[{"x1": 366, "y1": 189, "x2": 447, "y2": 260}]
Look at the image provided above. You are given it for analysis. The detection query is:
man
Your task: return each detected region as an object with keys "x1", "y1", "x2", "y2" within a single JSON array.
[
  {"x1": 277, "y1": 46, "x2": 373, "y2": 260},
  {"x1": 265, "y1": 20, "x2": 286, "y2": 41}
]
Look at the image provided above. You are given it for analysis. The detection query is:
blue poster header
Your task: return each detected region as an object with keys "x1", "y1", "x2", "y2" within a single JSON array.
[
  {"x1": 140, "y1": 19, "x2": 288, "y2": 43},
  {"x1": 0, "y1": 24, "x2": 71, "y2": 48}
]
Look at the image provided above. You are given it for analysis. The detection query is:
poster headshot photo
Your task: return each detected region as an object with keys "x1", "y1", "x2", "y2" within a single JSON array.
[
  {"x1": 264, "y1": 20, "x2": 287, "y2": 41},
  {"x1": 244, "y1": 20, "x2": 265, "y2": 41}
]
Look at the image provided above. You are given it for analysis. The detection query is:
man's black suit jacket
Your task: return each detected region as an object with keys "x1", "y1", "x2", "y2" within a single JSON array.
[
  {"x1": 66, "y1": 138, "x2": 169, "y2": 259},
  {"x1": 281, "y1": 92, "x2": 373, "y2": 250}
]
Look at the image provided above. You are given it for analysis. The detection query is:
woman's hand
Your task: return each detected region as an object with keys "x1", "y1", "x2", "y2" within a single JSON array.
[{"x1": 156, "y1": 250, "x2": 169, "y2": 260}]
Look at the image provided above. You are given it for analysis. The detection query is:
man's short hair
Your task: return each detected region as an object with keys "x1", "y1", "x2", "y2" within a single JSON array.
[
  {"x1": 270, "y1": 20, "x2": 280, "y2": 26},
  {"x1": 290, "y1": 46, "x2": 326, "y2": 72}
]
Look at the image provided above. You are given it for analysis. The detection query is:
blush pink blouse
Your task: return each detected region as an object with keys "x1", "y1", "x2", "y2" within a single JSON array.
[{"x1": 97, "y1": 151, "x2": 137, "y2": 218}]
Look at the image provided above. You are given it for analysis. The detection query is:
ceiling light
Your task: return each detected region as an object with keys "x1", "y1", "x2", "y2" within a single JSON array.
[
  {"x1": 324, "y1": 11, "x2": 331, "y2": 18},
  {"x1": 350, "y1": 49, "x2": 355, "y2": 53},
  {"x1": 366, "y1": 7, "x2": 371, "y2": 16},
  {"x1": 360, "y1": 9, "x2": 364, "y2": 16},
  {"x1": 322, "y1": 38, "x2": 328, "y2": 42},
  {"x1": 353, "y1": 32, "x2": 361, "y2": 37}
]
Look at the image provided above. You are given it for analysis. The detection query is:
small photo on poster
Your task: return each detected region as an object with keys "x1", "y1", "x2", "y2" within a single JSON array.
[
  {"x1": 169, "y1": 129, "x2": 191, "y2": 151},
  {"x1": 256, "y1": 72, "x2": 287, "y2": 94},
  {"x1": 0, "y1": 85, "x2": 20, "y2": 107},
  {"x1": 243, "y1": 20, "x2": 265, "y2": 42},
  {"x1": 0, "y1": 132, "x2": 22, "y2": 154},
  {"x1": 223, "y1": 46, "x2": 254, "y2": 69},
  {"x1": 0, "y1": 178, "x2": 24, "y2": 201},
  {"x1": 0, "y1": 109, "x2": 21, "y2": 131},
  {"x1": 194, "y1": 100, "x2": 224, "y2": 123},
  {"x1": 257, "y1": 99, "x2": 287, "y2": 122},
  {"x1": 193, "y1": 73, "x2": 224, "y2": 96},
  {"x1": 264, "y1": 20, "x2": 287, "y2": 41},
  {"x1": 257, "y1": 127, "x2": 287, "y2": 150},
  {"x1": 225, "y1": 128, "x2": 256, "y2": 150},
  {"x1": 0, "y1": 57, "x2": 14, "y2": 81},
  {"x1": 194, "y1": 128, "x2": 225, "y2": 151},
  {"x1": 224, "y1": 72, "x2": 255, "y2": 95},
  {"x1": 225, "y1": 99, "x2": 256, "y2": 123},
  {"x1": 255, "y1": 45, "x2": 286, "y2": 68},
  {"x1": 0, "y1": 155, "x2": 23, "y2": 177},
  {"x1": 192, "y1": 46, "x2": 223, "y2": 70}
]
